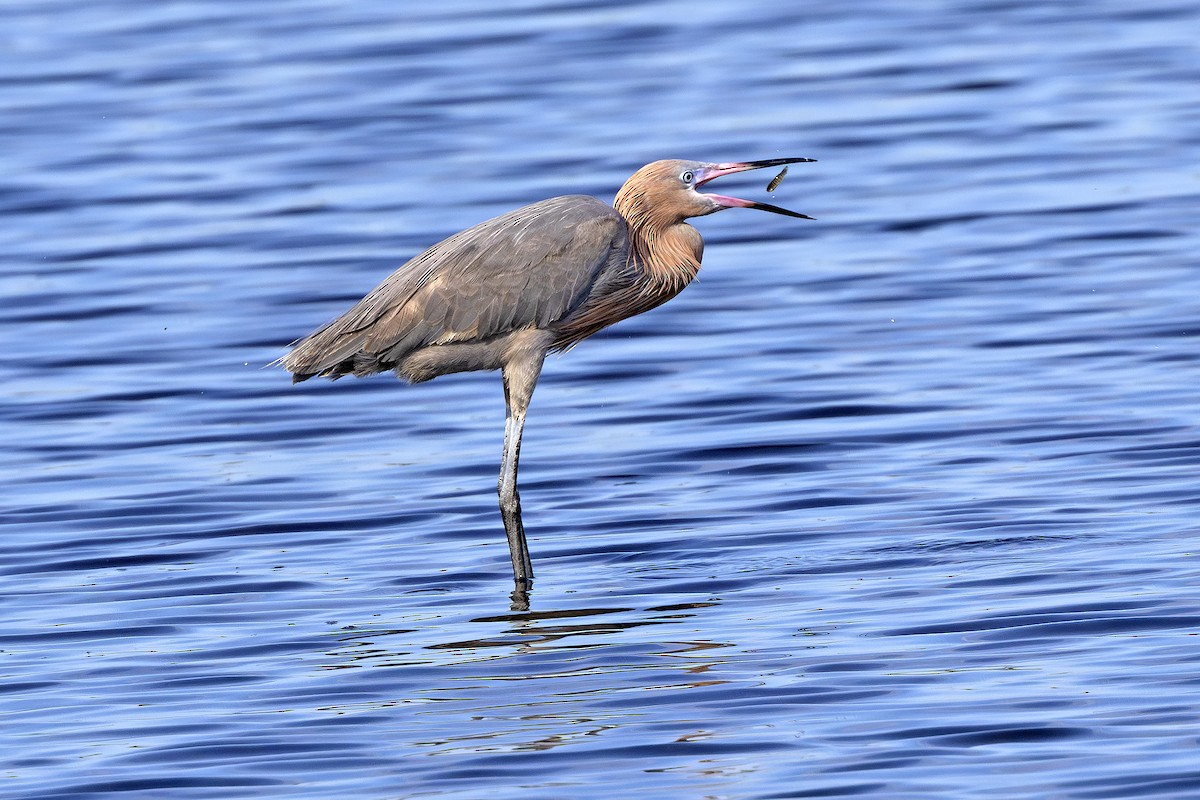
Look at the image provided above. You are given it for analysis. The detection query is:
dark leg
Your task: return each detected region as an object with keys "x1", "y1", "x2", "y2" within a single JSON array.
[
  {"x1": 499, "y1": 354, "x2": 543, "y2": 584},
  {"x1": 499, "y1": 408, "x2": 533, "y2": 581}
]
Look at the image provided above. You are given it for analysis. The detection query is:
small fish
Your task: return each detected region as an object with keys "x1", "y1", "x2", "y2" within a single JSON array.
[{"x1": 766, "y1": 166, "x2": 788, "y2": 192}]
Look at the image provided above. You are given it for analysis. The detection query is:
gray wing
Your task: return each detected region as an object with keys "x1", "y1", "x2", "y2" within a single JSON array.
[{"x1": 283, "y1": 195, "x2": 628, "y2": 380}]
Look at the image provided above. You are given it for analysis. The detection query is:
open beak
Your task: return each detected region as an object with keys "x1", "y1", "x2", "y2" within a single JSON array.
[{"x1": 695, "y1": 157, "x2": 816, "y2": 219}]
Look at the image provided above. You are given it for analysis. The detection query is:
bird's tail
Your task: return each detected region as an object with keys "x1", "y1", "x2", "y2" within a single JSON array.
[{"x1": 276, "y1": 318, "x2": 370, "y2": 382}]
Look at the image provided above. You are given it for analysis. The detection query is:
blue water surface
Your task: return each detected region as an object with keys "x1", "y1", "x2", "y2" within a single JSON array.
[{"x1": 3, "y1": 1, "x2": 1199, "y2": 798}]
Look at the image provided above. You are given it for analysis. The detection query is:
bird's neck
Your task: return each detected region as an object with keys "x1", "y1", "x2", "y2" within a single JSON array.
[
  {"x1": 547, "y1": 214, "x2": 703, "y2": 350},
  {"x1": 628, "y1": 222, "x2": 703, "y2": 294}
]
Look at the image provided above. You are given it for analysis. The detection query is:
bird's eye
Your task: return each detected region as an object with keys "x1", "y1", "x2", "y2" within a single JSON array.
[{"x1": 680, "y1": 170, "x2": 694, "y2": 185}]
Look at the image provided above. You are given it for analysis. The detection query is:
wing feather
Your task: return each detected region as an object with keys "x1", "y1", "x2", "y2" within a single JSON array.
[{"x1": 283, "y1": 195, "x2": 627, "y2": 380}]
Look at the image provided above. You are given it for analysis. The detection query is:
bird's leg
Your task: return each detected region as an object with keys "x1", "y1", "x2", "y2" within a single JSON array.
[
  {"x1": 499, "y1": 354, "x2": 543, "y2": 585},
  {"x1": 499, "y1": 407, "x2": 531, "y2": 581}
]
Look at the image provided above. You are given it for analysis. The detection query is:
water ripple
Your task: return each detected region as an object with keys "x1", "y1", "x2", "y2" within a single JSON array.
[{"x1": 3, "y1": 0, "x2": 1200, "y2": 798}]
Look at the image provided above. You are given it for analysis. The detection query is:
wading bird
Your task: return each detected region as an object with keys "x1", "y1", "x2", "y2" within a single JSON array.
[{"x1": 282, "y1": 158, "x2": 814, "y2": 590}]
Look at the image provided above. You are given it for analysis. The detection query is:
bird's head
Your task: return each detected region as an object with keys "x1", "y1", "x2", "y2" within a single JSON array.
[{"x1": 614, "y1": 158, "x2": 815, "y2": 229}]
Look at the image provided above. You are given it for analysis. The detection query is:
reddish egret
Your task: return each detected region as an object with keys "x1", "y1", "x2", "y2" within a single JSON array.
[{"x1": 282, "y1": 158, "x2": 815, "y2": 586}]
